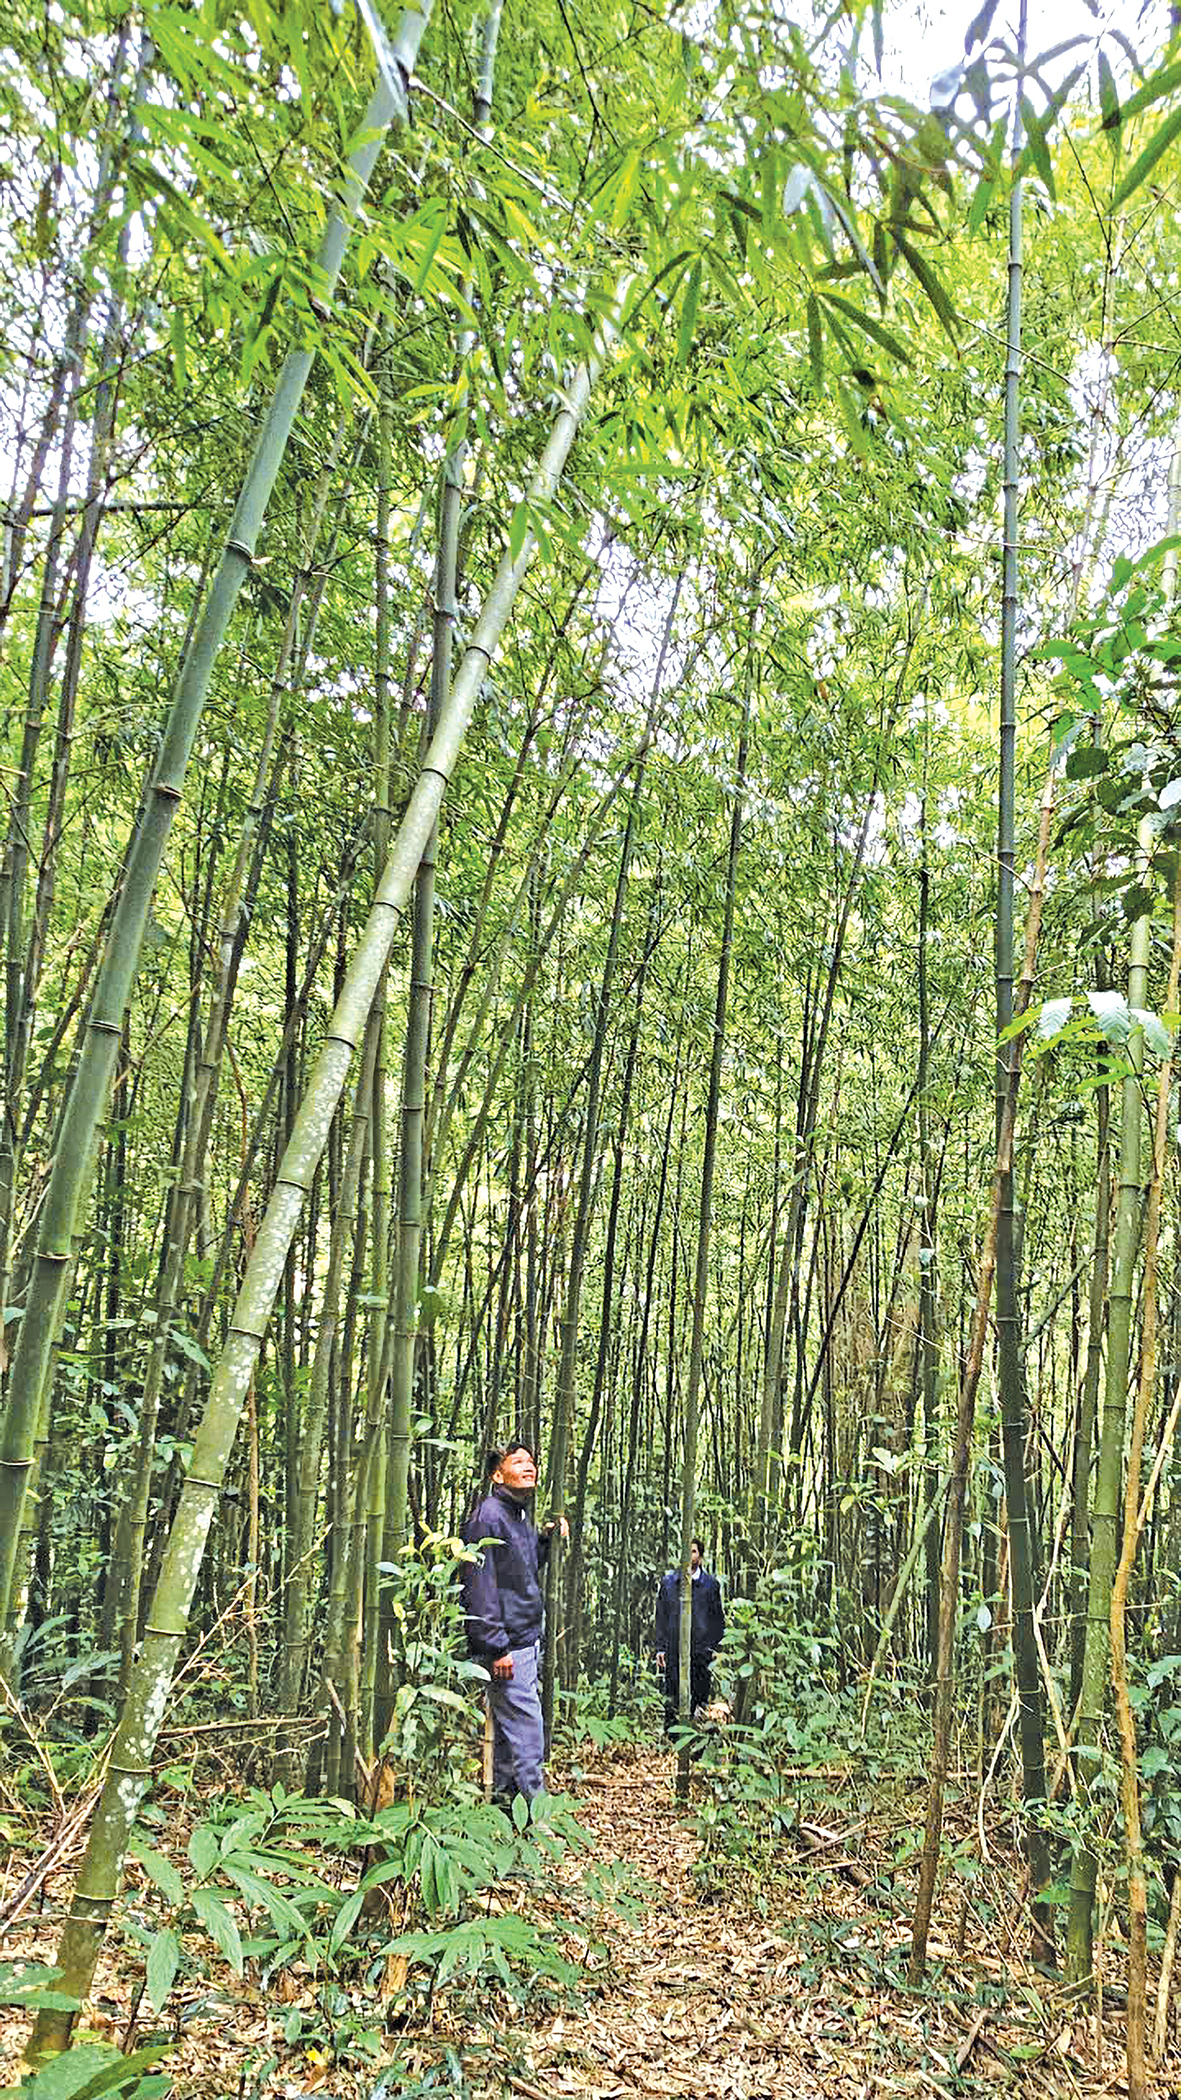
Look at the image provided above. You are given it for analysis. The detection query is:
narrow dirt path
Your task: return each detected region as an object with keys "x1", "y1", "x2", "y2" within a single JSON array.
[{"x1": 494, "y1": 1746, "x2": 1170, "y2": 2100}]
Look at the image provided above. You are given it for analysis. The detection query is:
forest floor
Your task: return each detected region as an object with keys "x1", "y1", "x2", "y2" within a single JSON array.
[{"x1": 2, "y1": 1739, "x2": 1176, "y2": 2098}]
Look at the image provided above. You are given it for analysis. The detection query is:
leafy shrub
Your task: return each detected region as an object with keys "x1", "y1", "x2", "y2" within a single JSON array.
[
  {"x1": 688, "y1": 1554, "x2": 856, "y2": 1890},
  {"x1": 0, "y1": 1968, "x2": 169, "y2": 2099}
]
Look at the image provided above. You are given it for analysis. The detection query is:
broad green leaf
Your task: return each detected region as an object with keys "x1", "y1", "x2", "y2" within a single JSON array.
[
  {"x1": 328, "y1": 1888, "x2": 363, "y2": 1956},
  {"x1": 1064, "y1": 745, "x2": 1108, "y2": 779},
  {"x1": 1121, "y1": 883, "x2": 1154, "y2": 924},
  {"x1": 1087, "y1": 988, "x2": 1130, "y2": 1044},
  {"x1": 131, "y1": 1839, "x2": 185, "y2": 1909},
  {"x1": 168, "y1": 1326, "x2": 210, "y2": 1371},
  {"x1": 1036, "y1": 996, "x2": 1073, "y2": 1041},
  {"x1": 191, "y1": 1888, "x2": 243, "y2": 1975},
  {"x1": 4, "y1": 2044, "x2": 123, "y2": 2100},
  {"x1": 187, "y1": 1826, "x2": 218, "y2": 1879},
  {"x1": 146, "y1": 1926, "x2": 181, "y2": 2014},
  {"x1": 1130, "y1": 1008, "x2": 1172, "y2": 1058}
]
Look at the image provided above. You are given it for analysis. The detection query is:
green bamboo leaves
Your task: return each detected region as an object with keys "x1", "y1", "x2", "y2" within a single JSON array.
[{"x1": 0, "y1": 1, "x2": 436, "y2": 1644}]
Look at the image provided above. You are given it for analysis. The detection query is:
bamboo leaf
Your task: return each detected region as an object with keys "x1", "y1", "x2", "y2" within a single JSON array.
[
  {"x1": 806, "y1": 293, "x2": 824, "y2": 388},
  {"x1": 964, "y1": 0, "x2": 1001, "y2": 51},
  {"x1": 819, "y1": 291, "x2": 911, "y2": 365},
  {"x1": 1020, "y1": 98, "x2": 1055, "y2": 195},
  {"x1": 1105, "y1": 58, "x2": 1181, "y2": 130},
  {"x1": 966, "y1": 171, "x2": 995, "y2": 235},
  {"x1": 821, "y1": 182, "x2": 885, "y2": 294},
  {"x1": 890, "y1": 228, "x2": 959, "y2": 339},
  {"x1": 835, "y1": 378, "x2": 871, "y2": 459},
  {"x1": 1096, "y1": 49, "x2": 1119, "y2": 136},
  {"x1": 1112, "y1": 104, "x2": 1181, "y2": 208},
  {"x1": 676, "y1": 259, "x2": 702, "y2": 366}
]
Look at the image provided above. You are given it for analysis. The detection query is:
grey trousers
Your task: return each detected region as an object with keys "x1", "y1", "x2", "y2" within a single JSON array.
[{"x1": 488, "y1": 1639, "x2": 545, "y2": 1802}]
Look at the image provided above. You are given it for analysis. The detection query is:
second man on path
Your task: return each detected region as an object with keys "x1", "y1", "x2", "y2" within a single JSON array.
[{"x1": 654, "y1": 1538, "x2": 725, "y2": 1732}]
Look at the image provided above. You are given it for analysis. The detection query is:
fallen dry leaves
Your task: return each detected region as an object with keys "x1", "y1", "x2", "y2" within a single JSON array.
[{"x1": 2, "y1": 1744, "x2": 1179, "y2": 2098}]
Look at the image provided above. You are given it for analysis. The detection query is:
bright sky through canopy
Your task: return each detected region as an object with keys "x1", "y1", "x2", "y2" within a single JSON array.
[{"x1": 886, "y1": 0, "x2": 1171, "y2": 105}]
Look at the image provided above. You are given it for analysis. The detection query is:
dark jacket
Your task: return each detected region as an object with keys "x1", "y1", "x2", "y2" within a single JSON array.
[
  {"x1": 654, "y1": 1566, "x2": 724, "y2": 1660},
  {"x1": 461, "y1": 1487, "x2": 551, "y2": 1662}
]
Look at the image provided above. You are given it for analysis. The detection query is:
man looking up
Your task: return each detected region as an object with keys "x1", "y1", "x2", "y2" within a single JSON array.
[
  {"x1": 461, "y1": 1441, "x2": 568, "y2": 1807},
  {"x1": 654, "y1": 1538, "x2": 725, "y2": 1732}
]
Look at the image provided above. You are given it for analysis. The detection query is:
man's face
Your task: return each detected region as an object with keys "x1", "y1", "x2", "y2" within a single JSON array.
[
  {"x1": 494, "y1": 1447, "x2": 537, "y2": 1495},
  {"x1": 690, "y1": 1543, "x2": 701, "y2": 1573}
]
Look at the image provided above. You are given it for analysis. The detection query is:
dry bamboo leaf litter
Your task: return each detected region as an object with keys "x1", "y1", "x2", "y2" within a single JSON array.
[{"x1": 2, "y1": 1745, "x2": 1179, "y2": 2097}]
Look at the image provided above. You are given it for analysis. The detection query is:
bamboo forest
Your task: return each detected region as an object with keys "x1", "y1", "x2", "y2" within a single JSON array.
[{"x1": 7, "y1": 0, "x2": 1181, "y2": 2091}]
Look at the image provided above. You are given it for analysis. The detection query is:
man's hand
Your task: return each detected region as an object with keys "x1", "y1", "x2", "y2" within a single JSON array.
[
  {"x1": 544, "y1": 1514, "x2": 571, "y2": 1542},
  {"x1": 655, "y1": 1652, "x2": 664, "y2": 1670},
  {"x1": 492, "y1": 1654, "x2": 514, "y2": 1681}
]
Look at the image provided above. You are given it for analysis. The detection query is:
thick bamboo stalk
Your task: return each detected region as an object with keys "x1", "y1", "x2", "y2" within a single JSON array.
[
  {"x1": 1111, "y1": 860, "x2": 1181, "y2": 2100},
  {"x1": 993, "y1": 0, "x2": 1052, "y2": 1963},
  {"x1": 676, "y1": 628, "x2": 753, "y2": 1801},
  {"x1": 1065, "y1": 868, "x2": 1157, "y2": 1971},
  {"x1": 362, "y1": 345, "x2": 395, "y2": 1760},
  {"x1": 111, "y1": 432, "x2": 356, "y2": 1697},
  {"x1": 909, "y1": 764, "x2": 1055, "y2": 1984}
]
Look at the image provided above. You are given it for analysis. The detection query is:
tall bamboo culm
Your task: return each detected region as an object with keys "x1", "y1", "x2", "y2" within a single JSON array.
[{"x1": 388, "y1": 1, "x2": 503, "y2": 1567}]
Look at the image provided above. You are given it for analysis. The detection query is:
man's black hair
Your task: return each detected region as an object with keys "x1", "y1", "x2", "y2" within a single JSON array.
[
  {"x1": 486, "y1": 1438, "x2": 534, "y2": 1477},
  {"x1": 692, "y1": 1538, "x2": 705, "y2": 1557}
]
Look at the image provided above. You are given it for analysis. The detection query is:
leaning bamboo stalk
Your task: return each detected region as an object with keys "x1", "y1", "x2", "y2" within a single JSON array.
[
  {"x1": 0, "y1": 0, "x2": 435, "y2": 1638},
  {"x1": 361, "y1": 344, "x2": 395, "y2": 1761},
  {"x1": 1155, "y1": 1872, "x2": 1181, "y2": 2062},
  {"x1": 29, "y1": 286, "x2": 622, "y2": 2055}
]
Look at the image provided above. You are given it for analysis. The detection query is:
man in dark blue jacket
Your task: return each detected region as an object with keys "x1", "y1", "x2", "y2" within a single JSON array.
[
  {"x1": 460, "y1": 1441, "x2": 567, "y2": 1806},
  {"x1": 654, "y1": 1539, "x2": 725, "y2": 1731}
]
